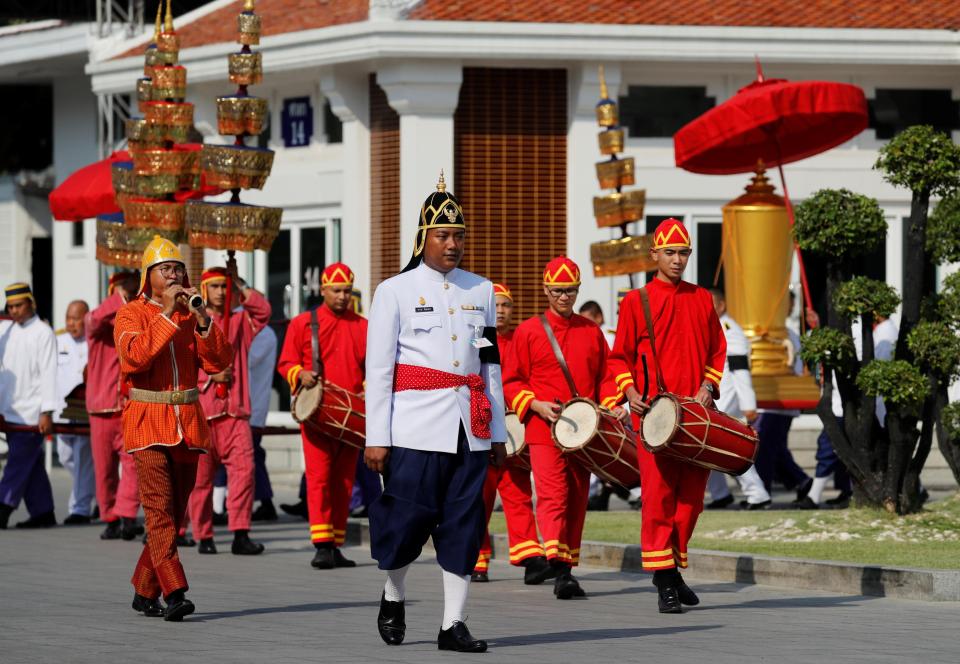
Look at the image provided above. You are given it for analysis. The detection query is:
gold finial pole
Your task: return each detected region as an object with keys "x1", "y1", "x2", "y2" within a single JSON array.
[
  {"x1": 437, "y1": 169, "x2": 446, "y2": 192},
  {"x1": 164, "y1": 0, "x2": 174, "y2": 32},
  {"x1": 598, "y1": 64, "x2": 608, "y2": 99},
  {"x1": 244, "y1": 0, "x2": 256, "y2": 11},
  {"x1": 153, "y1": 1, "x2": 162, "y2": 39}
]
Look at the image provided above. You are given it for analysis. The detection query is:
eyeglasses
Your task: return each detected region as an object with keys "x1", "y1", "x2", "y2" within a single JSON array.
[
  {"x1": 157, "y1": 263, "x2": 186, "y2": 278},
  {"x1": 547, "y1": 287, "x2": 579, "y2": 299}
]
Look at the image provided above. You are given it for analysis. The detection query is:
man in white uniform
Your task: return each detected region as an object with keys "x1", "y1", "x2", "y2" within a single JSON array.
[
  {"x1": 705, "y1": 290, "x2": 771, "y2": 510},
  {"x1": 56, "y1": 300, "x2": 95, "y2": 524},
  {"x1": 365, "y1": 173, "x2": 507, "y2": 653},
  {"x1": 0, "y1": 283, "x2": 59, "y2": 529}
]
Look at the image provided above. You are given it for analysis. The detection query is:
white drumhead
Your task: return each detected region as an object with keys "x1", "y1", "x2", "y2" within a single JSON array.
[
  {"x1": 554, "y1": 400, "x2": 599, "y2": 449},
  {"x1": 505, "y1": 413, "x2": 525, "y2": 455},
  {"x1": 642, "y1": 396, "x2": 678, "y2": 449},
  {"x1": 292, "y1": 382, "x2": 323, "y2": 422}
]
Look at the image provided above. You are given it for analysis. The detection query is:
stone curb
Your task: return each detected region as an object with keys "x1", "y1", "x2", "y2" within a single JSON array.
[{"x1": 345, "y1": 521, "x2": 959, "y2": 602}]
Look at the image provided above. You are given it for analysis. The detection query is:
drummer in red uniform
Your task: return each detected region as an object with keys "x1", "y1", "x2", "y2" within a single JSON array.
[
  {"x1": 472, "y1": 284, "x2": 551, "y2": 586},
  {"x1": 503, "y1": 258, "x2": 624, "y2": 599},
  {"x1": 277, "y1": 262, "x2": 367, "y2": 569},
  {"x1": 608, "y1": 218, "x2": 726, "y2": 613}
]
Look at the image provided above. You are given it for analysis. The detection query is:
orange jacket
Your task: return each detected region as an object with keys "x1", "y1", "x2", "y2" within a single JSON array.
[{"x1": 114, "y1": 296, "x2": 232, "y2": 453}]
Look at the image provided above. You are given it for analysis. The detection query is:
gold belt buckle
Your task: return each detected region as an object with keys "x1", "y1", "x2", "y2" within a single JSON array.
[{"x1": 171, "y1": 391, "x2": 183, "y2": 405}]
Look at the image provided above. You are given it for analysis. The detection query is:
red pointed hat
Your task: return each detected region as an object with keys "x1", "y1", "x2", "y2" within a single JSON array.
[
  {"x1": 322, "y1": 262, "x2": 355, "y2": 287},
  {"x1": 493, "y1": 283, "x2": 513, "y2": 301},
  {"x1": 652, "y1": 218, "x2": 691, "y2": 250},
  {"x1": 543, "y1": 256, "x2": 581, "y2": 287}
]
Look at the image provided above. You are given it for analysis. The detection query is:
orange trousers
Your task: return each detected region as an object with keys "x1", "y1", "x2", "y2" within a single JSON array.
[
  {"x1": 131, "y1": 444, "x2": 200, "y2": 599},
  {"x1": 529, "y1": 444, "x2": 589, "y2": 567},
  {"x1": 474, "y1": 460, "x2": 543, "y2": 573}
]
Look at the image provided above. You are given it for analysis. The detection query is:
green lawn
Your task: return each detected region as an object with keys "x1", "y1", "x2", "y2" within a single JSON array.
[{"x1": 488, "y1": 493, "x2": 960, "y2": 570}]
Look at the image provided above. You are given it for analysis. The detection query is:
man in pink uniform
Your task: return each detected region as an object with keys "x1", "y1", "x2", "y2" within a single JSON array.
[
  {"x1": 86, "y1": 271, "x2": 143, "y2": 541},
  {"x1": 187, "y1": 263, "x2": 271, "y2": 555}
]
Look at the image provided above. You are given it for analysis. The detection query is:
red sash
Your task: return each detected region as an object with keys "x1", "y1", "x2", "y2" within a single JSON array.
[{"x1": 393, "y1": 363, "x2": 492, "y2": 439}]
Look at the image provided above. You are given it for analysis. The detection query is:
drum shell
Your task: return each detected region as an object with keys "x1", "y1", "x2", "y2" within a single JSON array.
[
  {"x1": 551, "y1": 398, "x2": 640, "y2": 490},
  {"x1": 291, "y1": 379, "x2": 366, "y2": 450},
  {"x1": 504, "y1": 411, "x2": 530, "y2": 472}
]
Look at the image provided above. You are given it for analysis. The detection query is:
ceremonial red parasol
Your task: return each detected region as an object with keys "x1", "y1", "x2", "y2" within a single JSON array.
[{"x1": 673, "y1": 62, "x2": 869, "y2": 316}]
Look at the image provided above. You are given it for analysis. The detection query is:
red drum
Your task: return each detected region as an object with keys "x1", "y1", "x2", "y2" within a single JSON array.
[
  {"x1": 552, "y1": 397, "x2": 640, "y2": 490},
  {"x1": 641, "y1": 393, "x2": 758, "y2": 475},
  {"x1": 291, "y1": 379, "x2": 365, "y2": 449},
  {"x1": 504, "y1": 411, "x2": 530, "y2": 471}
]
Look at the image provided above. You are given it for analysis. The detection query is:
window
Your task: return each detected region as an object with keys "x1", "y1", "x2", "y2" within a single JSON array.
[
  {"x1": 323, "y1": 99, "x2": 343, "y2": 144},
  {"x1": 266, "y1": 229, "x2": 291, "y2": 319},
  {"x1": 300, "y1": 226, "x2": 327, "y2": 311},
  {"x1": 869, "y1": 89, "x2": 960, "y2": 139},
  {"x1": 619, "y1": 86, "x2": 715, "y2": 138},
  {"x1": 697, "y1": 221, "x2": 723, "y2": 290},
  {"x1": 71, "y1": 220, "x2": 84, "y2": 248}
]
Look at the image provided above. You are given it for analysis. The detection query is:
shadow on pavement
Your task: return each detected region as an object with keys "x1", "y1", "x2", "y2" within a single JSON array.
[
  {"x1": 192, "y1": 600, "x2": 385, "y2": 621},
  {"x1": 490, "y1": 624, "x2": 721, "y2": 647}
]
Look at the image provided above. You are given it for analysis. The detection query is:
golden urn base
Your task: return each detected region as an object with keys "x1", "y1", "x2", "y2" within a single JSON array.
[{"x1": 752, "y1": 374, "x2": 821, "y2": 411}]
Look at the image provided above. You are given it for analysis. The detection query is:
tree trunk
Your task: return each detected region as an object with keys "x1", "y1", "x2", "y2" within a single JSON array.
[
  {"x1": 934, "y1": 388, "x2": 960, "y2": 486},
  {"x1": 900, "y1": 381, "x2": 938, "y2": 513},
  {"x1": 895, "y1": 188, "x2": 930, "y2": 360},
  {"x1": 884, "y1": 412, "x2": 918, "y2": 513}
]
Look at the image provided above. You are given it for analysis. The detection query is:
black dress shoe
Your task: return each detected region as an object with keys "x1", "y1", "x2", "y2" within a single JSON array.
[
  {"x1": 658, "y1": 586, "x2": 683, "y2": 613},
  {"x1": 15, "y1": 511, "x2": 56, "y2": 528},
  {"x1": 377, "y1": 592, "x2": 405, "y2": 645},
  {"x1": 792, "y1": 496, "x2": 819, "y2": 510},
  {"x1": 252, "y1": 501, "x2": 278, "y2": 522},
  {"x1": 198, "y1": 538, "x2": 217, "y2": 554},
  {"x1": 795, "y1": 477, "x2": 813, "y2": 502},
  {"x1": 676, "y1": 575, "x2": 700, "y2": 606},
  {"x1": 470, "y1": 571, "x2": 489, "y2": 582},
  {"x1": 231, "y1": 530, "x2": 265, "y2": 555},
  {"x1": 553, "y1": 569, "x2": 586, "y2": 600},
  {"x1": 280, "y1": 500, "x2": 308, "y2": 519},
  {"x1": 311, "y1": 547, "x2": 335, "y2": 569},
  {"x1": 100, "y1": 520, "x2": 122, "y2": 540},
  {"x1": 334, "y1": 548, "x2": 356, "y2": 568},
  {"x1": 163, "y1": 592, "x2": 195, "y2": 622},
  {"x1": 176, "y1": 534, "x2": 196, "y2": 547},
  {"x1": 64, "y1": 513, "x2": 91, "y2": 525},
  {"x1": 0, "y1": 503, "x2": 13, "y2": 530},
  {"x1": 706, "y1": 494, "x2": 734, "y2": 510},
  {"x1": 120, "y1": 517, "x2": 143, "y2": 540},
  {"x1": 437, "y1": 621, "x2": 487, "y2": 653},
  {"x1": 523, "y1": 556, "x2": 555, "y2": 585},
  {"x1": 825, "y1": 490, "x2": 852, "y2": 507},
  {"x1": 212, "y1": 511, "x2": 228, "y2": 526},
  {"x1": 131, "y1": 593, "x2": 164, "y2": 617},
  {"x1": 741, "y1": 499, "x2": 772, "y2": 511}
]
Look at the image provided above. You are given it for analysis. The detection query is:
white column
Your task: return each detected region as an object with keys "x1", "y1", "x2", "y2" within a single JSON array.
[
  {"x1": 322, "y1": 66, "x2": 372, "y2": 304},
  {"x1": 377, "y1": 61, "x2": 462, "y2": 268}
]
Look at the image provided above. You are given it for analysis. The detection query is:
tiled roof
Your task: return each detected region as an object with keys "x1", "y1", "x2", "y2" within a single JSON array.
[{"x1": 408, "y1": 0, "x2": 960, "y2": 30}]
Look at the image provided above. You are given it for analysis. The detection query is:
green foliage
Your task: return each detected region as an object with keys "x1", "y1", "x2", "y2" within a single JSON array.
[
  {"x1": 940, "y1": 271, "x2": 960, "y2": 329},
  {"x1": 800, "y1": 327, "x2": 857, "y2": 373},
  {"x1": 794, "y1": 189, "x2": 887, "y2": 259},
  {"x1": 907, "y1": 321, "x2": 960, "y2": 380},
  {"x1": 943, "y1": 402, "x2": 960, "y2": 442},
  {"x1": 856, "y1": 360, "x2": 929, "y2": 412},
  {"x1": 928, "y1": 192, "x2": 960, "y2": 265},
  {"x1": 875, "y1": 125, "x2": 960, "y2": 197},
  {"x1": 833, "y1": 276, "x2": 901, "y2": 319}
]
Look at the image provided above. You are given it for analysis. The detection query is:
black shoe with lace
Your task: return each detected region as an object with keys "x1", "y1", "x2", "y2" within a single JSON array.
[
  {"x1": 15, "y1": 511, "x2": 56, "y2": 528},
  {"x1": 676, "y1": 574, "x2": 700, "y2": 606},
  {"x1": 280, "y1": 500, "x2": 308, "y2": 519},
  {"x1": 198, "y1": 538, "x2": 217, "y2": 554},
  {"x1": 120, "y1": 517, "x2": 143, "y2": 540},
  {"x1": 825, "y1": 491, "x2": 852, "y2": 507},
  {"x1": 231, "y1": 530, "x2": 264, "y2": 555},
  {"x1": 163, "y1": 591, "x2": 195, "y2": 622},
  {"x1": 706, "y1": 494, "x2": 734, "y2": 510},
  {"x1": 64, "y1": 513, "x2": 91, "y2": 525},
  {"x1": 523, "y1": 556, "x2": 555, "y2": 585},
  {"x1": 792, "y1": 496, "x2": 819, "y2": 510},
  {"x1": 470, "y1": 571, "x2": 489, "y2": 582},
  {"x1": 333, "y1": 548, "x2": 356, "y2": 568},
  {"x1": 657, "y1": 586, "x2": 683, "y2": 613},
  {"x1": 100, "y1": 520, "x2": 122, "y2": 540},
  {"x1": 377, "y1": 592, "x2": 405, "y2": 645},
  {"x1": 312, "y1": 547, "x2": 335, "y2": 569},
  {"x1": 553, "y1": 567, "x2": 586, "y2": 600},
  {"x1": 437, "y1": 621, "x2": 487, "y2": 653},
  {"x1": 132, "y1": 593, "x2": 164, "y2": 617}
]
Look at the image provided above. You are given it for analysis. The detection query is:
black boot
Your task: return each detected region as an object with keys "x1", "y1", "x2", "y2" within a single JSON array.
[
  {"x1": 522, "y1": 555, "x2": 555, "y2": 585},
  {"x1": 437, "y1": 621, "x2": 487, "y2": 653},
  {"x1": 231, "y1": 530, "x2": 264, "y2": 555},
  {"x1": 163, "y1": 590, "x2": 195, "y2": 622},
  {"x1": 653, "y1": 569, "x2": 683, "y2": 614},
  {"x1": 15, "y1": 511, "x2": 56, "y2": 528},
  {"x1": 333, "y1": 548, "x2": 356, "y2": 568},
  {"x1": 552, "y1": 562, "x2": 585, "y2": 599},
  {"x1": 100, "y1": 519, "x2": 122, "y2": 540},
  {"x1": 280, "y1": 500, "x2": 308, "y2": 519},
  {"x1": 120, "y1": 517, "x2": 143, "y2": 540},
  {"x1": 252, "y1": 500, "x2": 278, "y2": 522},
  {"x1": 311, "y1": 543, "x2": 335, "y2": 569},
  {"x1": 0, "y1": 503, "x2": 13, "y2": 530},
  {"x1": 198, "y1": 538, "x2": 217, "y2": 554},
  {"x1": 131, "y1": 593, "x2": 164, "y2": 617},
  {"x1": 676, "y1": 573, "x2": 700, "y2": 606},
  {"x1": 377, "y1": 591, "x2": 405, "y2": 645}
]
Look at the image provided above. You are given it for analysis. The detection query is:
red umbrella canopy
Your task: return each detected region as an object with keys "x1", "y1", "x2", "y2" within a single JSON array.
[
  {"x1": 49, "y1": 150, "x2": 129, "y2": 222},
  {"x1": 674, "y1": 73, "x2": 868, "y2": 174}
]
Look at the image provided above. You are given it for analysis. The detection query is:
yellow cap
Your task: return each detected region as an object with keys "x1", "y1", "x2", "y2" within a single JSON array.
[{"x1": 138, "y1": 235, "x2": 185, "y2": 294}]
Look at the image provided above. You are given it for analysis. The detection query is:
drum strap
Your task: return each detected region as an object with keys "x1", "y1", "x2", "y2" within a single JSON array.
[
  {"x1": 309, "y1": 308, "x2": 325, "y2": 378},
  {"x1": 638, "y1": 287, "x2": 667, "y2": 394},
  {"x1": 538, "y1": 314, "x2": 579, "y2": 398}
]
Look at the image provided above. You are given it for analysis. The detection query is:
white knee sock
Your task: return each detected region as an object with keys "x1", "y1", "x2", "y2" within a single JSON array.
[
  {"x1": 441, "y1": 569, "x2": 470, "y2": 630},
  {"x1": 384, "y1": 565, "x2": 410, "y2": 602},
  {"x1": 808, "y1": 476, "x2": 829, "y2": 504},
  {"x1": 213, "y1": 486, "x2": 227, "y2": 514}
]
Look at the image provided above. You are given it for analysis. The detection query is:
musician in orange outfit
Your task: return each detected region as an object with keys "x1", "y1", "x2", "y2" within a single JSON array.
[
  {"x1": 115, "y1": 236, "x2": 232, "y2": 621},
  {"x1": 502, "y1": 257, "x2": 624, "y2": 600},
  {"x1": 276, "y1": 262, "x2": 367, "y2": 570},
  {"x1": 472, "y1": 284, "x2": 551, "y2": 586},
  {"x1": 186, "y1": 263, "x2": 271, "y2": 556},
  {"x1": 608, "y1": 218, "x2": 726, "y2": 614}
]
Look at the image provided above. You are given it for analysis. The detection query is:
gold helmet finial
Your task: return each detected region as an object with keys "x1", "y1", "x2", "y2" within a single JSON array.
[
  {"x1": 164, "y1": 0, "x2": 174, "y2": 32},
  {"x1": 599, "y1": 64, "x2": 608, "y2": 100},
  {"x1": 244, "y1": 0, "x2": 256, "y2": 11},
  {"x1": 153, "y1": 1, "x2": 162, "y2": 39},
  {"x1": 437, "y1": 169, "x2": 446, "y2": 193}
]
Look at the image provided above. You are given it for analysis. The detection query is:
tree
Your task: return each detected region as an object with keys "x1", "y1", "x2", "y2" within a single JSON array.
[{"x1": 794, "y1": 127, "x2": 960, "y2": 513}]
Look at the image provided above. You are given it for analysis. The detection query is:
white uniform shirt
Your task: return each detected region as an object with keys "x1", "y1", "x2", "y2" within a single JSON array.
[
  {"x1": 366, "y1": 261, "x2": 508, "y2": 453},
  {"x1": 55, "y1": 331, "x2": 88, "y2": 421},
  {"x1": 830, "y1": 317, "x2": 898, "y2": 421},
  {"x1": 716, "y1": 313, "x2": 757, "y2": 418},
  {"x1": 0, "y1": 315, "x2": 59, "y2": 425},
  {"x1": 248, "y1": 324, "x2": 278, "y2": 428}
]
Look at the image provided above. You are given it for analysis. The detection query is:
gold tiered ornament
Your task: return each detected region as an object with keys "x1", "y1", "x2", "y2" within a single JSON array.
[{"x1": 588, "y1": 66, "x2": 655, "y2": 280}]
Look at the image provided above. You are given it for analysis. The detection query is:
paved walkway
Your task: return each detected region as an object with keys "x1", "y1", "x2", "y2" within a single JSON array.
[{"x1": 1, "y1": 471, "x2": 957, "y2": 664}]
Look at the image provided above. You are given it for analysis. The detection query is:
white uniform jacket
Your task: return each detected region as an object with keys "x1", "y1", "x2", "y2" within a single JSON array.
[
  {"x1": 365, "y1": 262, "x2": 508, "y2": 453},
  {"x1": 716, "y1": 313, "x2": 757, "y2": 418},
  {"x1": 0, "y1": 315, "x2": 59, "y2": 425}
]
